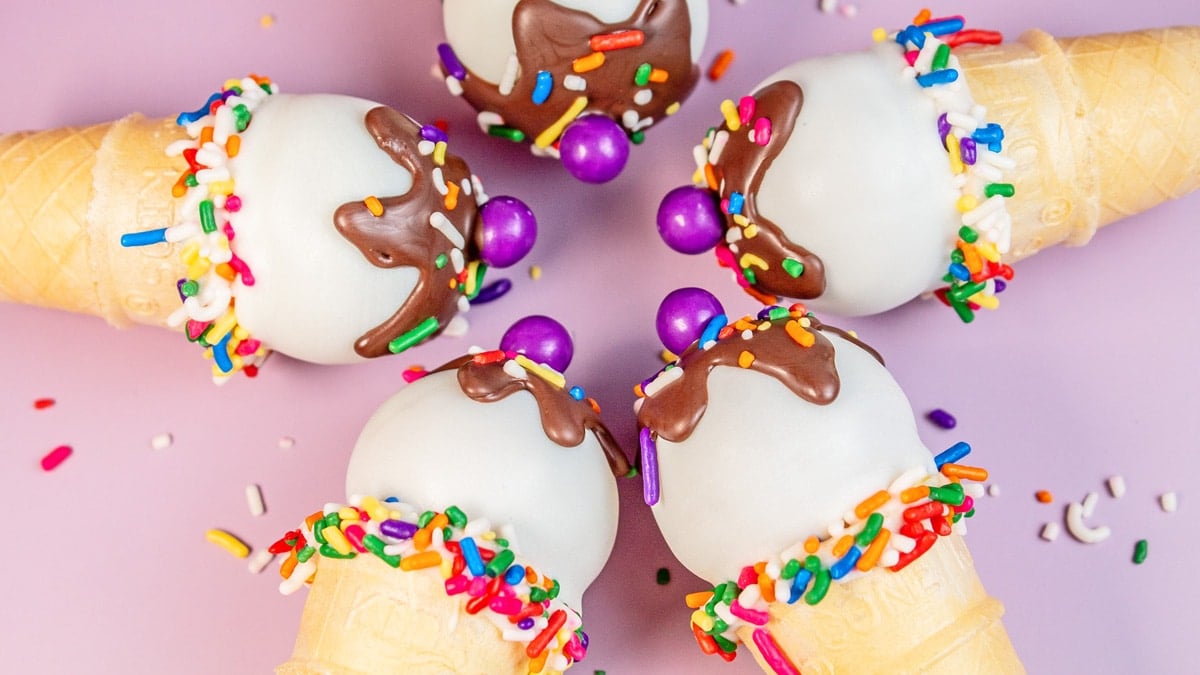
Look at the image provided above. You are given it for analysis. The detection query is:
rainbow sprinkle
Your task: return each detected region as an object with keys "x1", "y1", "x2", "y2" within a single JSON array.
[
  {"x1": 272, "y1": 497, "x2": 588, "y2": 673},
  {"x1": 121, "y1": 75, "x2": 275, "y2": 381},
  {"x1": 684, "y1": 446, "x2": 987, "y2": 668}
]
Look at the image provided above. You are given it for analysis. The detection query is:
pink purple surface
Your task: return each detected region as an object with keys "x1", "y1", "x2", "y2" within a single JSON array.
[{"x1": 3, "y1": 1, "x2": 1200, "y2": 673}]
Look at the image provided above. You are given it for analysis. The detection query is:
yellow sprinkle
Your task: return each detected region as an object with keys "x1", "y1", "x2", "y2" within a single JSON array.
[
  {"x1": 737, "y1": 350, "x2": 755, "y2": 368},
  {"x1": 364, "y1": 195, "x2": 384, "y2": 216},
  {"x1": 529, "y1": 265, "x2": 542, "y2": 280},
  {"x1": 732, "y1": 214, "x2": 749, "y2": 227},
  {"x1": 481, "y1": 531, "x2": 496, "y2": 541},
  {"x1": 947, "y1": 134, "x2": 964, "y2": 174},
  {"x1": 739, "y1": 253, "x2": 768, "y2": 270},
  {"x1": 970, "y1": 292, "x2": 1000, "y2": 310},
  {"x1": 692, "y1": 167, "x2": 705, "y2": 185},
  {"x1": 207, "y1": 180, "x2": 235, "y2": 197},
  {"x1": 872, "y1": 27, "x2": 888, "y2": 42},
  {"x1": 360, "y1": 496, "x2": 389, "y2": 521},
  {"x1": 433, "y1": 141, "x2": 447, "y2": 167},
  {"x1": 463, "y1": 260, "x2": 481, "y2": 296},
  {"x1": 691, "y1": 609, "x2": 714, "y2": 632},
  {"x1": 259, "y1": 13, "x2": 275, "y2": 28},
  {"x1": 323, "y1": 526, "x2": 353, "y2": 556},
  {"x1": 206, "y1": 529, "x2": 250, "y2": 559},
  {"x1": 572, "y1": 51, "x2": 605, "y2": 73},
  {"x1": 804, "y1": 536, "x2": 820, "y2": 554},
  {"x1": 440, "y1": 555, "x2": 454, "y2": 579},
  {"x1": 649, "y1": 68, "x2": 670, "y2": 83},
  {"x1": 685, "y1": 591, "x2": 714, "y2": 608},
  {"x1": 515, "y1": 353, "x2": 566, "y2": 389},
  {"x1": 660, "y1": 348, "x2": 677, "y2": 364},
  {"x1": 232, "y1": 324, "x2": 249, "y2": 340},
  {"x1": 535, "y1": 96, "x2": 588, "y2": 148},
  {"x1": 205, "y1": 308, "x2": 238, "y2": 345},
  {"x1": 956, "y1": 194, "x2": 978, "y2": 213},
  {"x1": 181, "y1": 241, "x2": 201, "y2": 265},
  {"x1": 444, "y1": 181, "x2": 460, "y2": 211},
  {"x1": 400, "y1": 550, "x2": 443, "y2": 571},
  {"x1": 223, "y1": 78, "x2": 244, "y2": 91},
  {"x1": 186, "y1": 258, "x2": 211, "y2": 281},
  {"x1": 743, "y1": 223, "x2": 758, "y2": 239},
  {"x1": 785, "y1": 319, "x2": 816, "y2": 347},
  {"x1": 975, "y1": 241, "x2": 1001, "y2": 263},
  {"x1": 338, "y1": 507, "x2": 360, "y2": 522},
  {"x1": 719, "y1": 99, "x2": 741, "y2": 131}
]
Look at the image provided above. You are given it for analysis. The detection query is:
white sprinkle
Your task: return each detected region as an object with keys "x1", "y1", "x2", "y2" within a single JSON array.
[
  {"x1": 633, "y1": 89, "x2": 653, "y2": 106},
  {"x1": 945, "y1": 111, "x2": 978, "y2": 131},
  {"x1": 692, "y1": 143, "x2": 709, "y2": 172},
  {"x1": 964, "y1": 483, "x2": 985, "y2": 498},
  {"x1": 498, "y1": 54, "x2": 520, "y2": 96},
  {"x1": 475, "y1": 111, "x2": 504, "y2": 133},
  {"x1": 444, "y1": 75, "x2": 463, "y2": 96},
  {"x1": 838, "y1": 4, "x2": 857, "y2": 17},
  {"x1": 1040, "y1": 522, "x2": 1060, "y2": 542},
  {"x1": 432, "y1": 167, "x2": 448, "y2": 196},
  {"x1": 1081, "y1": 491, "x2": 1100, "y2": 518},
  {"x1": 442, "y1": 315, "x2": 469, "y2": 337},
  {"x1": 708, "y1": 130, "x2": 730, "y2": 165},
  {"x1": 470, "y1": 175, "x2": 487, "y2": 203},
  {"x1": 642, "y1": 365, "x2": 683, "y2": 397},
  {"x1": 450, "y1": 247, "x2": 466, "y2": 274},
  {"x1": 150, "y1": 433, "x2": 173, "y2": 450},
  {"x1": 417, "y1": 139, "x2": 436, "y2": 156},
  {"x1": 563, "y1": 75, "x2": 587, "y2": 91},
  {"x1": 961, "y1": 194, "x2": 1007, "y2": 227},
  {"x1": 246, "y1": 483, "x2": 265, "y2": 517},
  {"x1": 621, "y1": 109, "x2": 640, "y2": 130},
  {"x1": 1107, "y1": 475, "x2": 1126, "y2": 499},
  {"x1": 819, "y1": 0, "x2": 837, "y2": 12},
  {"x1": 429, "y1": 212, "x2": 466, "y2": 249},
  {"x1": 879, "y1": 549, "x2": 900, "y2": 568},
  {"x1": 1065, "y1": 500, "x2": 1111, "y2": 544},
  {"x1": 741, "y1": 329, "x2": 754, "y2": 340},
  {"x1": 278, "y1": 436, "x2": 295, "y2": 449},
  {"x1": 457, "y1": 295, "x2": 471, "y2": 313},
  {"x1": 247, "y1": 549, "x2": 275, "y2": 574},
  {"x1": 1160, "y1": 492, "x2": 1178, "y2": 512},
  {"x1": 890, "y1": 533, "x2": 916, "y2": 554},
  {"x1": 888, "y1": 467, "x2": 928, "y2": 495},
  {"x1": 279, "y1": 560, "x2": 316, "y2": 595},
  {"x1": 987, "y1": 484, "x2": 1001, "y2": 497},
  {"x1": 502, "y1": 360, "x2": 527, "y2": 379}
]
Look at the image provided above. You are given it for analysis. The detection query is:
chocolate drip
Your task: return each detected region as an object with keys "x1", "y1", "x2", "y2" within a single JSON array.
[
  {"x1": 636, "y1": 315, "x2": 881, "y2": 444},
  {"x1": 712, "y1": 80, "x2": 827, "y2": 300},
  {"x1": 431, "y1": 355, "x2": 632, "y2": 478},
  {"x1": 333, "y1": 107, "x2": 480, "y2": 358},
  {"x1": 449, "y1": 0, "x2": 700, "y2": 141}
]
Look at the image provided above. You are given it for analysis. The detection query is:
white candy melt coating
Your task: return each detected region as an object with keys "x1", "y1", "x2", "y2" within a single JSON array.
[
  {"x1": 344, "y1": 369, "x2": 619, "y2": 610},
  {"x1": 753, "y1": 45, "x2": 962, "y2": 316},
  {"x1": 229, "y1": 94, "x2": 420, "y2": 364},
  {"x1": 443, "y1": 0, "x2": 709, "y2": 84},
  {"x1": 651, "y1": 333, "x2": 936, "y2": 585}
]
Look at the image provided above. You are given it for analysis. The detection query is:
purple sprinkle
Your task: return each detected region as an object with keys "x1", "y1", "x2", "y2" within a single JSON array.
[
  {"x1": 437, "y1": 43, "x2": 467, "y2": 80},
  {"x1": 927, "y1": 408, "x2": 957, "y2": 429},
  {"x1": 959, "y1": 137, "x2": 977, "y2": 165},
  {"x1": 176, "y1": 278, "x2": 189, "y2": 302},
  {"x1": 640, "y1": 427, "x2": 660, "y2": 506},
  {"x1": 993, "y1": 278, "x2": 1007, "y2": 293},
  {"x1": 938, "y1": 113, "x2": 951, "y2": 149},
  {"x1": 420, "y1": 124, "x2": 449, "y2": 144},
  {"x1": 756, "y1": 306, "x2": 775, "y2": 321},
  {"x1": 471, "y1": 278, "x2": 512, "y2": 305},
  {"x1": 380, "y1": 519, "x2": 418, "y2": 540},
  {"x1": 518, "y1": 618, "x2": 535, "y2": 630},
  {"x1": 579, "y1": 631, "x2": 589, "y2": 650}
]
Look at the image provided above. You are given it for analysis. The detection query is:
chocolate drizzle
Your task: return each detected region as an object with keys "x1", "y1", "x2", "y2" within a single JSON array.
[
  {"x1": 636, "y1": 313, "x2": 882, "y2": 444},
  {"x1": 333, "y1": 107, "x2": 482, "y2": 358},
  {"x1": 430, "y1": 354, "x2": 632, "y2": 478},
  {"x1": 449, "y1": 0, "x2": 700, "y2": 142},
  {"x1": 711, "y1": 80, "x2": 827, "y2": 301}
]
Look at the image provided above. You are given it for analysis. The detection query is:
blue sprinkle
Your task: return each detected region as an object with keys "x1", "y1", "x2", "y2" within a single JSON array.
[
  {"x1": 916, "y1": 69, "x2": 958, "y2": 87},
  {"x1": 698, "y1": 313, "x2": 728, "y2": 348},
  {"x1": 383, "y1": 496, "x2": 400, "y2": 503},
  {"x1": 532, "y1": 70, "x2": 553, "y2": 105},
  {"x1": 212, "y1": 332, "x2": 233, "y2": 373},
  {"x1": 897, "y1": 26, "x2": 926, "y2": 49},
  {"x1": 176, "y1": 92, "x2": 223, "y2": 126},
  {"x1": 120, "y1": 228, "x2": 167, "y2": 247},
  {"x1": 460, "y1": 537, "x2": 486, "y2": 577},
  {"x1": 829, "y1": 547, "x2": 862, "y2": 580},
  {"x1": 505, "y1": 564, "x2": 525, "y2": 585},
  {"x1": 972, "y1": 123, "x2": 1004, "y2": 143},
  {"x1": 948, "y1": 262, "x2": 971, "y2": 281},
  {"x1": 921, "y1": 18, "x2": 965, "y2": 36},
  {"x1": 934, "y1": 441, "x2": 971, "y2": 468},
  {"x1": 568, "y1": 385, "x2": 585, "y2": 401},
  {"x1": 788, "y1": 569, "x2": 812, "y2": 604},
  {"x1": 988, "y1": 140, "x2": 1003, "y2": 153},
  {"x1": 437, "y1": 43, "x2": 466, "y2": 80},
  {"x1": 420, "y1": 124, "x2": 448, "y2": 144},
  {"x1": 727, "y1": 192, "x2": 745, "y2": 216}
]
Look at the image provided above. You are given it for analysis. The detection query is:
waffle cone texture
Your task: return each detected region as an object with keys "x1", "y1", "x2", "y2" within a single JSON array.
[
  {"x1": 957, "y1": 26, "x2": 1200, "y2": 261},
  {"x1": 737, "y1": 534, "x2": 1024, "y2": 675},
  {"x1": 0, "y1": 115, "x2": 187, "y2": 327}
]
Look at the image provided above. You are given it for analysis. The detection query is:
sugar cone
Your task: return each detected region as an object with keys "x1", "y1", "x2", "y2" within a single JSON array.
[
  {"x1": 956, "y1": 26, "x2": 1200, "y2": 262},
  {"x1": 278, "y1": 556, "x2": 529, "y2": 675},
  {"x1": 0, "y1": 115, "x2": 188, "y2": 327},
  {"x1": 737, "y1": 534, "x2": 1024, "y2": 675}
]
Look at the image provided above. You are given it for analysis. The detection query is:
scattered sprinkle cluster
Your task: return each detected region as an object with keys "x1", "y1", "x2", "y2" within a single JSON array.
[
  {"x1": 682, "y1": 443, "x2": 987, "y2": 670},
  {"x1": 120, "y1": 75, "x2": 277, "y2": 381},
  {"x1": 271, "y1": 497, "x2": 587, "y2": 674}
]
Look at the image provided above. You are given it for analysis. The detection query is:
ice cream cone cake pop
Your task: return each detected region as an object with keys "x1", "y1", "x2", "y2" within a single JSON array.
[
  {"x1": 0, "y1": 75, "x2": 537, "y2": 381},
  {"x1": 438, "y1": 0, "x2": 709, "y2": 183},
  {"x1": 272, "y1": 317, "x2": 630, "y2": 674},
  {"x1": 634, "y1": 288, "x2": 1024, "y2": 673},
  {"x1": 657, "y1": 14, "x2": 1200, "y2": 321}
]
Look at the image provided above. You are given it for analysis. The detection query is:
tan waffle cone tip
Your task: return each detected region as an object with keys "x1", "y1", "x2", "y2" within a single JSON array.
[
  {"x1": 737, "y1": 534, "x2": 1024, "y2": 675},
  {"x1": 278, "y1": 556, "x2": 529, "y2": 675},
  {"x1": 956, "y1": 26, "x2": 1200, "y2": 262},
  {"x1": 0, "y1": 115, "x2": 188, "y2": 327}
]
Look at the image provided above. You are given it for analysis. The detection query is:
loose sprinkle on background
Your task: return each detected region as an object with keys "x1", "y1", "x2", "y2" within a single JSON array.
[{"x1": 40, "y1": 445, "x2": 72, "y2": 471}]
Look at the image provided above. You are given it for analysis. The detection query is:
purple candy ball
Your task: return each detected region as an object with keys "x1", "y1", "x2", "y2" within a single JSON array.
[
  {"x1": 478, "y1": 196, "x2": 537, "y2": 268},
  {"x1": 656, "y1": 287, "x2": 725, "y2": 355},
  {"x1": 500, "y1": 315, "x2": 574, "y2": 372},
  {"x1": 657, "y1": 185, "x2": 724, "y2": 254},
  {"x1": 559, "y1": 115, "x2": 630, "y2": 184}
]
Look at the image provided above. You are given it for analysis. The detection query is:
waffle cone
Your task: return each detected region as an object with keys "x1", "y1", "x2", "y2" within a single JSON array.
[
  {"x1": 737, "y1": 534, "x2": 1023, "y2": 675},
  {"x1": 0, "y1": 115, "x2": 187, "y2": 327},
  {"x1": 278, "y1": 556, "x2": 529, "y2": 675},
  {"x1": 956, "y1": 26, "x2": 1200, "y2": 261}
]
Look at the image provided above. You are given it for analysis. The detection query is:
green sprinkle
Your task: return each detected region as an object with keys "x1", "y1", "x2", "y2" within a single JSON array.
[
  {"x1": 804, "y1": 569, "x2": 831, "y2": 605},
  {"x1": 705, "y1": 583, "x2": 723, "y2": 616},
  {"x1": 741, "y1": 267, "x2": 757, "y2": 285},
  {"x1": 232, "y1": 104, "x2": 252, "y2": 132},
  {"x1": 296, "y1": 546, "x2": 316, "y2": 563},
  {"x1": 630, "y1": 130, "x2": 645, "y2": 145},
  {"x1": 530, "y1": 586, "x2": 548, "y2": 603},
  {"x1": 711, "y1": 618, "x2": 728, "y2": 633},
  {"x1": 548, "y1": 579, "x2": 560, "y2": 600},
  {"x1": 323, "y1": 512, "x2": 341, "y2": 529},
  {"x1": 494, "y1": 537, "x2": 509, "y2": 548},
  {"x1": 928, "y1": 485, "x2": 966, "y2": 506},
  {"x1": 362, "y1": 534, "x2": 386, "y2": 556},
  {"x1": 199, "y1": 199, "x2": 216, "y2": 233},
  {"x1": 417, "y1": 511, "x2": 435, "y2": 528},
  {"x1": 443, "y1": 527, "x2": 453, "y2": 542},
  {"x1": 634, "y1": 62, "x2": 652, "y2": 86},
  {"x1": 947, "y1": 280, "x2": 987, "y2": 304},
  {"x1": 319, "y1": 544, "x2": 354, "y2": 559},
  {"x1": 465, "y1": 262, "x2": 488, "y2": 300},
  {"x1": 179, "y1": 280, "x2": 199, "y2": 297},
  {"x1": 780, "y1": 558, "x2": 800, "y2": 580},
  {"x1": 767, "y1": 306, "x2": 789, "y2": 321},
  {"x1": 782, "y1": 258, "x2": 805, "y2": 278},
  {"x1": 856, "y1": 512, "x2": 884, "y2": 547},
  {"x1": 958, "y1": 226, "x2": 979, "y2": 243},
  {"x1": 434, "y1": 253, "x2": 448, "y2": 269},
  {"x1": 486, "y1": 548, "x2": 515, "y2": 577},
  {"x1": 1133, "y1": 539, "x2": 1148, "y2": 564},
  {"x1": 487, "y1": 125, "x2": 525, "y2": 142},
  {"x1": 950, "y1": 249, "x2": 965, "y2": 264},
  {"x1": 656, "y1": 567, "x2": 671, "y2": 585},
  {"x1": 720, "y1": 582, "x2": 736, "y2": 604},
  {"x1": 932, "y1": 43, "x2": 951, "y2": 70},
  {"x1": 712, "y1": 633, "x2": 738, "y2": 654},
  {"x1": 624, "y1": 467, "x2": 640, "y2": 478},
  {"x1": 184, "y1": 173, "x2": 198, "y2": 187},
  {"x1": 985, "y1": 183, "x2": 1015, "y2": 198},
  {"x1": 312, "y1": 524, "x2": 328, "y2": 546},
  {"x1": 445, "y1": 505, "x2": 468, "y2": 528},
  {"x1": 951, "y1": 299, "x2": 976, "y2": 323},
  {"x1": 389, "y1": 316, "x2": 440, "y2": 354},
  {"x1": 804, "y1": 555, "x2": 822, "y2": 574},
  {"x1": 376, "y1": 551, "x2": 402, "y2": 568}
]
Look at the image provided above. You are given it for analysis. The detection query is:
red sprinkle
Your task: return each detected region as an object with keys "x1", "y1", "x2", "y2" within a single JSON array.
[
  {"x1": 589, "y1": 29, "x2": 645, "y2": 52},
  {"x1": 33, "y1": 398, "x2": 55, "y2": 410},
  {"x1": 692, "y1": 622, "x2": 718, "y2": 655},
  {"x1": 946, "y1": 29, "x2": 1003, "y2": 47},
  {"x1": 708, "y1": 49, "x2": 735, "y2": 81},
  {"x1": 40, "y1": 445, "x2": 73, "y2": 471},
  {"x1": 526, "y1": 609, "x2": 567, "y2": 657},
  {"x1": 891, "y1": 531, "x2": 938, "y2": 571},
  {"x1": 401, "y1": 366, "x2": 427, "y2": 383}
]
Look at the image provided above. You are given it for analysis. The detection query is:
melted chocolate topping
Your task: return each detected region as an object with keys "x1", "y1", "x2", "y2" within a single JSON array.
[
  {"x1": 430, "y1": 354, "x2": 632, "y2": 478},
  {"x1": 450, "y1": 0, "x2": 700, "y2": 141},
  {"x1": 334, "y1": 107, "x2": 481, "y2": 358},
  {"x1": 636, "y1": 314, "x2": 881, "y2": 444},
  {"x1": 712, "y1": 80, "x2": 827, "y2": 300}
]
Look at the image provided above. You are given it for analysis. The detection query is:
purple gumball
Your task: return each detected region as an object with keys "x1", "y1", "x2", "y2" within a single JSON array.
[
  {"x1": 656, "y1": 287, "x2": 725, "y2": 355},
  {"x1": 478, "y1": 196, "x2": 537, "y2": 268},
  {"x1": 500, "y1": 315, "x2": 574, "y2": 372},
  {"x1": 559, "y1": 115, "x2": 630, "y2": 184},
  {"x1": 657, "y1": 185, "x2": 723, "y2": 254}
]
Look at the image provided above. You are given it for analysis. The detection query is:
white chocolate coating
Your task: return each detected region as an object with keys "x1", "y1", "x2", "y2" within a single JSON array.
[
  {"x1": 228, "y1": 94, "x2": 420, "y2": 364},
  {"x1": 443, "y1": 0, "x2": 709, "y2": 84},
  {"x1": 344, "y1": 369, "x2": 620, "y2": 610},
  {"x1": 754, "y1": 45, "x2": 962, "y2": 316},
  {"x1": 650, "y1": 333, "x2": 936, "y2": 585}
]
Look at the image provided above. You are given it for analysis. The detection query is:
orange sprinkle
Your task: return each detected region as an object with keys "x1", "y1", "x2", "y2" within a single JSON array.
[
  {"x1": 733, "y1": 317, "x2": 756, "y2": 332},
  {"x1": 737, "y1": 350, "x2": 756, "y2": 368},
  {"x1": 633, "y1": 383, "x2": 645, "y2": 398},
  {"x1": 589, "y1": 30, "x2": 644, "y2": 52},
  {"x1": 214, "y1": 263, "x2": 236, "y2": 282},
  {"x1": 854, "y1": 490, "x2": 891, "y2": 519},
  {"x1": 649, "y1": 68, "x2": 670, "y2": 83},
  {"x1": 804, "y1": 536, "x2": 820, "y2": 554},
  {"x1": 753, "y1": 561, "x2": 766, "y2": 573},
  {"x1": 758, "y1": 573, "x2": 776, "y2": 603},
  {"x1": 586, "y1": 397, "x2": 601, "y2": 414},
  {"x1": 742, "y1": 284, "x2": 778, "y2": 306},
  {"x1": 364, "y1": 196, "x2": 384, "y2": 217},
  {"x1": 430, "y1": 513, "x2": 449, "y2": 530},
  {"x1": 832, "y1": 535, "x2": 854, "y2": 557},
  {"x1": 785, "y1": 320, "x2": 816, "y2": 347},
  {"x1": 526, "y1": 566, "x2": 539, "y2": 584},
  {"x1": 685, "y1": 591, "x2": 714, "y2": 608},
  {"x1": 528, "y1": 649, "x2": 549, "y2": 673},
  {"x1": 413, "y1": 526, "x2": 433, "y2": 551},
  {"x1": 958, "y1": 239, "x2": 983, "y2": 274},
  {"x1": 708, "y1": 49, "x2": 735, "y2": 81},
  {"x1": 444, "y1": 181, "x2": 460, "y2": 211},
  {"x1": 942, "y1": 464, "x2": 989, "y2": 482},
  {"x1": 199, "y1": 126, "x2": 214, "y2": 145},
  {"x1": 400, "y1": 550, "x2": 442, "y2": 571},
  {"x1": 717, "y1": 325, "x2": 736, "y2": 341},
  {"x1": 279, "y1": 551, "x2": 298, "y2": 579},
  {"x1": 172, "y1": 174, "x2": 190, "y2": 198},
  {"x1": 304, "y1": 511, "x2": 324, "y2": 529},
  {"x1": 913, "y1": 8, "x2": 932, "y2": 24},
  {"x1": 572, "y1": 51, "x2": 606, "y2": 73},
  {"x1": 901, "y1": 486, "x2": 931, "y2": 503},
  {"x1": 1036, "y1": 490, "x2": 1053, "y2": 504},
  {"x1": 703, "y1": 162, "x2": 719, "y2": 190},
  {"x1": 225, "y1": 134, "x2": 241, "y2": 158},
  {"x1": 857, "y1": 529, "x2": 891, "y2": 571}
]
